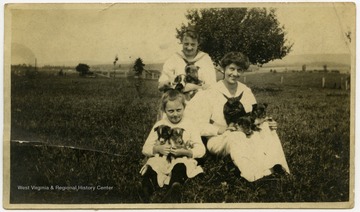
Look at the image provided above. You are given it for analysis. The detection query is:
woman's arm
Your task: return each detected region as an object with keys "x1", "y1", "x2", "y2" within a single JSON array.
[
  {"x1": 142, "y1": 124, "x2": 166, "y2": 157},
  {"x1": 185, "y1": 90, "x2": 220, "y2": 136},
  {"x1": 158, "y1": 57, "x2": 175, "y2": 90},
  {"x1": 199, "y1": 54, "x2": 217, "y2": 87}
]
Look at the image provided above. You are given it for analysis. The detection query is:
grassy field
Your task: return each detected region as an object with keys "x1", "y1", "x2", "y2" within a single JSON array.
[{"x1": 9, "y1": 69, "x2": 351, "y2": 205}]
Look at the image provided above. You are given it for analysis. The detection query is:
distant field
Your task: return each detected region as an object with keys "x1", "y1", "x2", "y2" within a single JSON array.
[{"x1": 9, "y1": 69, "x2": 351, "y2": 205}]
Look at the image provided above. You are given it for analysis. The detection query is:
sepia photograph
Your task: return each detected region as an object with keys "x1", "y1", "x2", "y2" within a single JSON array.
[{"x1": 2, "y1": 1, "x2": 356, "y2": 209}]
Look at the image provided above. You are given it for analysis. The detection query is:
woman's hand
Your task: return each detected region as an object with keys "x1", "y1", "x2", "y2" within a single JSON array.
[
  {"x1": 266, "y1": 117, "x2": 278, "y2": 130},
  {"x1": 217, "y1": 126, "x2": 237, "y2": 135},
  {"x1": 153, "y1": 144, "x2": 171, "y2": 156},
  {"x1": 158, "y1": 81, "x2": 172, "y2": 92},
  {"x1": 268, "y1": 120, "x2": 278, "y2": 130},
  {"x1": 170, "y1": 147, "x2": 193, "y2": 158},
  {"x1": 217, "y1": 126, "x2": 228, "y2": 135},
  {"x1": 183, "y1": 83, "x2": 202, "y2": 92}
]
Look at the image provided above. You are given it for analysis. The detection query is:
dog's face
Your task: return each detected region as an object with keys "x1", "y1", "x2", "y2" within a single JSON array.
[
  {"x1": 170, "y1": 127, "x2": 185, "y2": 148},
  {"x1": 185, "y1": 64, "x2": 202, "y2": 85},
  {"x1": 252, "y1": 103, "x2": 268, "y2": 119},
  {"x1": 154, "y1": 125, "x2": 172, "y2": 145},
  {"x1": 173, "y1": 74, "x2": 186, "y2": 91},
  {"x1": 223, "y1": 92, "x2": 247, "y2": 125},
  {"x1": 236, "y1": 116, "x2": 253, "y2": 136},
  {"x1": 185, "y1": 64, "x2": 199, "y2": 79}
]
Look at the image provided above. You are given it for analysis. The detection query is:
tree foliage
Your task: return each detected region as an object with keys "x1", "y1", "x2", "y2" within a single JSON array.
[
  {"x1": 176, "y1": 8, "x2": 293, "y2": 66},
  {"x1": 75, "y1": 63, "x2": 90, "y2": 76},
  {"x1": 133, "y1": 58, "x2": 145, "y2": 76}
]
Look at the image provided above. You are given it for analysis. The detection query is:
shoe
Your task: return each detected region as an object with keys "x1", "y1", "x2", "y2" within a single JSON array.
[
  {"x1": 139, "y1": 178, "x2": 155, "y2": 203},
  {"x1": 271, "y1": 164, "x2": 285, "y2": 175},
  {"x1": 162, "y1": 182, "x2": 182, "y2": 203}
]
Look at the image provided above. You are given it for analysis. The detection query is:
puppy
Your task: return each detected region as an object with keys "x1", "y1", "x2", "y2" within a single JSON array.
[
  {"x1": 154, "y1": 125, "x2": 172, "y2": 145},
  {"x1": 170, "y1": 127, "x2": 185, "y2": 149},
  {"x1": 223, "y1": 92, "x2": 247, "y2": 127},
  {"x1": 251, "y1": 103, "x2": 268, "y2": 131},
  {"x1": 252, "y1": 103, "x2": 268, "y2": 120},
  {"x1": 236, "y1": 115, "x2": 254, "y2": 137},
  {"x1": 173, "y1": 74, "x2": 186, "y2": 92},
  {"x1": 167, "y1": 127, "x2": 186, "y2": 162},
  {"x1": 185, "y1": 64, "x2": 203, "y2": 85}
]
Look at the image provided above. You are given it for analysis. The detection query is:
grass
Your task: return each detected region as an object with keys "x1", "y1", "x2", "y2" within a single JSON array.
[{"x1": 9, "y1": 69, "x2": 351, "y2": 204}]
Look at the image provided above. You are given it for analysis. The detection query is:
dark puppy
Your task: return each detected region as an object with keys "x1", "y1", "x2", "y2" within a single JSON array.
[
  {"x1": 154, "y1": 125, "x2": 172, "y2": 145},
  {"x1": 252, "y1": 103, "x2": 268, "y2": 120},
  {"x1": 223, "y1": 92, "x2": 247, "y2": 127},
  {"x1": 236, "y1": 115, "x2": 254, "y2": 137},
  {"x1": 251, "y1": 103, "x2": 268, "y2": 131}
]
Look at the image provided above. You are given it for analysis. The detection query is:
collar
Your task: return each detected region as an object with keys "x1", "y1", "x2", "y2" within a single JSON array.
[
  {"x1": 176, "y1": 51, "x2": 206, "y2": 64},
  {"x1": 214, "y1": 80, "x2": 247, "y2": 98}
]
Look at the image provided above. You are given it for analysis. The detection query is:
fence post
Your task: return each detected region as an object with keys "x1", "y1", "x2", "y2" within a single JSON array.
[
  {"x1": 341, "y1": 77, "x2": 343, "y2": 89},
  {"x1": 322, "y1": 77, "x2": 325, "y2": 88}
]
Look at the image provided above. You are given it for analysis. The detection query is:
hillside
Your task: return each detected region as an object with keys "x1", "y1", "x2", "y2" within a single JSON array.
[
  {"x1": 263, "y1": 53, "x2": 351, "y2": 68},
  {"x1": 91, "y1": 63, "x2": 163, "y2": 72}
]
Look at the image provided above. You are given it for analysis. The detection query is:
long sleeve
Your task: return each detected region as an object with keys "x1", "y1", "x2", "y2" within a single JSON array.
[
  {"x1": 142, "y1": 124, "x2": 159, "y2": 157},
  {"x1": 186, "y1": 124, "x2": 206, "y2": 158},
  {"x1": 198, "y1": 54, "x2": 217, "y2": 88},
  {"x1": 158, "y1": 56, "x2": 176, "y2": 85},
  {"x1": 185, "y1": 90, "x2": 219, "y2": 137}
]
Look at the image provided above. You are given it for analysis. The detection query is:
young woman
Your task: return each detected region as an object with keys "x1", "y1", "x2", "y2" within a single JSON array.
[
  {"x1": 158, "y1": 26, "x2": 217, "y2": 94},
  {"x1": 185, "y1": 52, "x2": 290, "y2": 182},
  {"x1": 139, "y1": 89, "x2": 205, "y2": 203}
]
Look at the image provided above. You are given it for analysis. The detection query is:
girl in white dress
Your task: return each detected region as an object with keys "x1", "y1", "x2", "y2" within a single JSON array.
[
  {"x1": 186, "y1": 52, "x2": 290, "y2": 182},
  {"x1": 139, "y1": 89, "x2": 206, "y2": 203}
]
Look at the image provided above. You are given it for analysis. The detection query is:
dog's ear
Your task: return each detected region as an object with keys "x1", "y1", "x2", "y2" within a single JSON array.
[
  {"x1": 252, "y1": 104, "x2": 258, "y2": 111},
  {"x1": 174, "y1": 75, "x2": 181, "y2": 83},
  {"x1": 223, "y1": 94, "x2": 230, "y2": 100},
  {"x1": 235, "y1": 92, "x2": 244, "y2": 101},
  {"x1": 154, "y1": 126, "x2": 159, "y2": 132}
]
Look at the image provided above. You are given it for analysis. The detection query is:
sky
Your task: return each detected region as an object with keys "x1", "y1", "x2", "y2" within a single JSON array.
[{"x1": 7, "y1": 2, "x2": 355, "y2": 66}]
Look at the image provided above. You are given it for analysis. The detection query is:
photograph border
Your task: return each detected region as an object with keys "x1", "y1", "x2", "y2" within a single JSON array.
[{"x1": 2, "y1": 1, "x2": 357, "y2": 210}]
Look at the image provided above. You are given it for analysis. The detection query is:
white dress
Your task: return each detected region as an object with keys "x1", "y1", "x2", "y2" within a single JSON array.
[
  {"x1": 140, "y1": 116, "x2": 206, "y2": 187},
  {"x1": 185, "y1": 81, "x2": 290, "y2": 182}
]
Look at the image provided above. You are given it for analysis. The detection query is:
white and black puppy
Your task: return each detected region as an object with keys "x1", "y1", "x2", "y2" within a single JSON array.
[{"x1": 154, "y1": 125, "x2": 172, "y2": 146}]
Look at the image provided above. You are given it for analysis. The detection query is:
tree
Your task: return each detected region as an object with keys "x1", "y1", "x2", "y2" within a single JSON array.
[
  {"x1": 323, "y1": 64, "x2": 328, "y2": 73},
  {"x1": 75, "y1": 63, "x2": 90, "y2": 76},
  {"x1": 176, "y1": 8, "x2": 293, "y2": 66},
  {"x1": 133, "y1": 58, "x2": 145, "y2": 76},
  {"x1": 302, "y1": 64, "x2": 306, "y2": 72}
]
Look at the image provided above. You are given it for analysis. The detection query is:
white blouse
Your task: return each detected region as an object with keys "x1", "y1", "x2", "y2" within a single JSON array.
[
  {"x1": 185, "y1": 80, "x2": 257, "y2": 136},
  {"x1": 159, "y1": 51, "x2": 217, "y2": 88}
]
